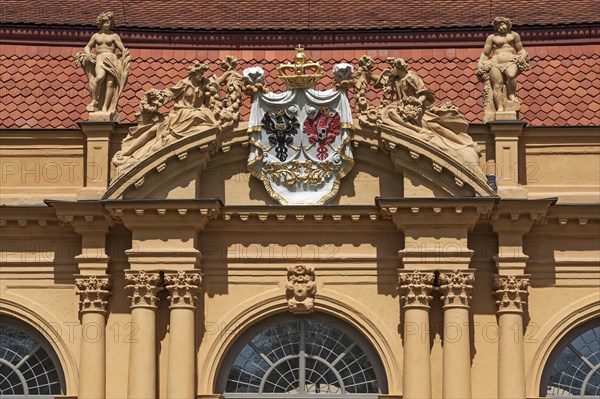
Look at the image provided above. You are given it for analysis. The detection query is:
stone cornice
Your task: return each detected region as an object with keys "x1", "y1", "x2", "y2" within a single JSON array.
[
  {"x1": 220, "y1": 205, "x2": 381, "y2": 223},
  {"x1": 377, "y1": 197, "x2": 496, "y2": 230},
  {"x1": 102, "y1": 199, "x2": 222, "y2": 229},
  {"x1": 491, "y1": 198, "x2": 556, "y2": 234},
  {"x1": 1, "y1": 24, "x2": 598, "y2": 48},
  {"x1": 0, "y1": 207, "x2": 59, "y2": 229},
  {"x1": 46, "y1": 200, "x2": 113, "y2": 234}
]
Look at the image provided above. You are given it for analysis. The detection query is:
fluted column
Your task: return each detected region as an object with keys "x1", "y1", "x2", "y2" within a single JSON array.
[
  {"x1": 75, "y1": 275, "x2": 111, "y2": 399},
  {"x1": 165, "y1": 270, "x2": 202, "y2": 399},
  {"x1": 439, "y1": 270, "x2": 474, "y2": 399},
  {"x1": 399, "y1": 271, "x2": 435, "y2": 399},
  {"x1": 494, "y1": 275, "x2": 529, "y2": 399},
  {"x1": 125, "y1": 271, "x2": 162, "y2": 399}
]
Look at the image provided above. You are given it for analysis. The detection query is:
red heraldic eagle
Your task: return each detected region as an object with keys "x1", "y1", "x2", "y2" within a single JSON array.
[{"x1": 303, "y1": 107, "x2": 341, "y2": 161}]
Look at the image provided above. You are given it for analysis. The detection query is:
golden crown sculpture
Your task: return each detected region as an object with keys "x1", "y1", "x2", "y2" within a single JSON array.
[{"x1": 277, "y1": 45, "x2": 323, "y2": 89}]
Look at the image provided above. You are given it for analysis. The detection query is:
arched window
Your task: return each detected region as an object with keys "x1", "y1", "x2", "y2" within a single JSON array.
[
  {"x1": 541, "y1": 319, "x2": 600, "y2": 397},
  {"x1": 217, "y1": 313, "x2": 387, "y2": 397},
  {"x1": 0, "y1": 317, "x2": 65, "y2": 398}
]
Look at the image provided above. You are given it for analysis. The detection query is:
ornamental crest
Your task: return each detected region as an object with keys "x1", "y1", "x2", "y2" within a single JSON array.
[{"x1": 244, "y1": 46, "x2": 355, "y2": 205}]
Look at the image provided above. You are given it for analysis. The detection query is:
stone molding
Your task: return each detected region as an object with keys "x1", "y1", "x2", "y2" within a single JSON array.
[
  {"x1": 439, "y1": 270, "x2": 475, "y2": 308},
  {"x1": 398, "y1": 271, "x2": 435, "y2": 309},
  {"x1": 75, "y1": 275, "x2": 111, "y2": 314},
  {"x1": 286, "y1": 265, "x2": 316, "y2": 314},
  {"x1": 2, "y1": 24, "x2": 596, "y2": 49},
  {"x1": 164, "y1": 270, "x2": 202, "y2": 309},
  {"x1": 493, "y1": 274, "x2": 530, "y2": 313},
  {"x1": 125, "y1": 270, "x2": 163, "y2": 309}
]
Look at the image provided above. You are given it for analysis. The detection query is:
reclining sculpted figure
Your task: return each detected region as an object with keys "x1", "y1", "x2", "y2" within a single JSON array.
[
  {"x1": 112, "y1": 57, "x2": 243, "y2": 176},
  {"x1": 355, "y1": 56, "x2": 483, "y2": 174}
]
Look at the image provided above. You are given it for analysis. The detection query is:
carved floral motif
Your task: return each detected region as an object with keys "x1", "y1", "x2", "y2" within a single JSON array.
[
  {"x1": 164, "y1": 271, "x2": 202, "y2": 308},
  {"x1": 286, "y1": 265, "x2": 316, "y2": 314},
  {"x1": 75, "y1": 275, "x2": 111, "y2": 313},
  {"x1": 439, "y1": 270, "x2": 475, "y2": 308},
  {"x1": 125, "y1": 271, "x2": 163, "y2": 308},
  {"x1": 398, "y1": 271, "x2": 435, "y2": 308},
  {"x1": 493, "y1": 275, "x2": 529, "y2": 313}
]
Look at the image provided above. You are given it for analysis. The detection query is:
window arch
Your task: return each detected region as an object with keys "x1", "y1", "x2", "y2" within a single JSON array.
[
  {"x1": 0, "y1": 316, "x2": 65, "y2": 398},
  {"x1": 217, "y1": 313, "x2": 388, "y2": 397},
  {"x1": 541, "y1": 319, "x2": 600, "y2": 397}
]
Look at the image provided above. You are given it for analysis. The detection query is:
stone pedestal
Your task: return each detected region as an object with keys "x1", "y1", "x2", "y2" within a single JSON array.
[
  {"x1": 78, "y1": 121, "x2": 116, "y2": 200},
  {"x1": 489, "y1": 120, "x2": 527, "y2": 198}
]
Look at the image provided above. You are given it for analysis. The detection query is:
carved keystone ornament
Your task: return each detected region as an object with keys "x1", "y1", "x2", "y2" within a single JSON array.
[
  {"x1": 286, "y1": 265, "x2": 316, "y2": 314},
  {"x1": 244, "y1": 46, "x2": 355, "y2": 205}
]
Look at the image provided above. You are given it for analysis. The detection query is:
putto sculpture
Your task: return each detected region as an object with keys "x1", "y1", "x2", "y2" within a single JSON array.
[
  {"x1": 112, "y1": 57, "x2": 243, "y2": 176},
  {"x1": 75, "y1": 11, "x2": 131, "y2": 121},
  {"x1": 355, "y1": 56, "x2": 484, "y2": 177},
  {"x1": 477, "y1": 17, "x2": 530, "y2": 121}
]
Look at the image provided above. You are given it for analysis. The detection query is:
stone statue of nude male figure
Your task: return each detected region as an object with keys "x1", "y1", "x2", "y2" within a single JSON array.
[{"x1": 477, "y1": 17, "x2": 530, "y2": 120}]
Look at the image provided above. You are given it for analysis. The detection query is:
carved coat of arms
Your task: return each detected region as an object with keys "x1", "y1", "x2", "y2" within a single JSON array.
[{"x1": 244, "y1": 47, "x2": 354, "y2": 205}]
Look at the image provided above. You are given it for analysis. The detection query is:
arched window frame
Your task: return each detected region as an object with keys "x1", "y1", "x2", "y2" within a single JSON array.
[
  {"x1": 0, "y1": 316, "x2": 66, "y2": 398},
  {"x1": 540, "y1": 319, "x2": 600, "y2": 398},
  {"x1": 217, "y1": 312, "x2": 388, "y2": 398}
]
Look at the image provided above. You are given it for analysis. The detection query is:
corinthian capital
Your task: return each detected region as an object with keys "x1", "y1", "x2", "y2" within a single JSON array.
[
  {"x1": 164, "y1": 270, "x2": 202, "y2": 308},
  {"x1": 125, "y1": 270, "x2": 163, "y2": 308},
  {"x1": 398, "y1": 271, "x2": 435, "y2": 308},
  {"x1": 75, "y1": 275, "x2": 111, "y2": 313},
  {"x1": 493, "y1": 275, "x2": 529, "y2": 313},
  {"x1": 439, "y1": 270, "x2": 475, "y2": 308}
]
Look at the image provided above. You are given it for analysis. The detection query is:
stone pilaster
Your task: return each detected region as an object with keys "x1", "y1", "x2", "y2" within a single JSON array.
[
  {"x1": 125, "y1": 271, "x2": 162, "y2": 399},
  {"x1": 439, "y1": 270, "x2": 474, "y2": 399},
  {"x1": 165, "y1": 270, "x2": 202, "y2": 399},
  {"x1": 494, "y1": 275, "x2": 529, "y2": 399},
  {"x1": 75, "y1": 275, "x2": 111, "y2": 399},
  {"x1": 398, "y1": 271, "x2": 435, "y2": 399}
]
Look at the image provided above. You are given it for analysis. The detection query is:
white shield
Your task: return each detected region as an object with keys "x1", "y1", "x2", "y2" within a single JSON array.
[{"x1": 246, "y1": 84, "x2": 354, "y2": 205}]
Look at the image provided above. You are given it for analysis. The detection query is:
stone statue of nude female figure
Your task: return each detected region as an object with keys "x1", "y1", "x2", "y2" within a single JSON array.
[{"x1": 76, "y1": 12, "x2": 131, "y2": 119}]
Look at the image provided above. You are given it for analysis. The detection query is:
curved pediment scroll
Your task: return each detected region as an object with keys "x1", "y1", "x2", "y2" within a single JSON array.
[{"x1": 104, "y1": 50, "x2": 496, "y2": 201}]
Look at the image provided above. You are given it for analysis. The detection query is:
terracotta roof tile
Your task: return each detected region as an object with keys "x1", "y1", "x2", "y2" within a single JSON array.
[{"x1": 2, "y1": 44, "x2": 599, "y2": 129}]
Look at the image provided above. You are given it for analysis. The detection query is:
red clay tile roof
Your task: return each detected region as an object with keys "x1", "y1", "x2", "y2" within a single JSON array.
[
  {"x1": 1, "y1": 44, "x2": 599, "y2": 128},
  {"x1": 2, "y1": 0, "x2": 600, "y2": 31}
]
